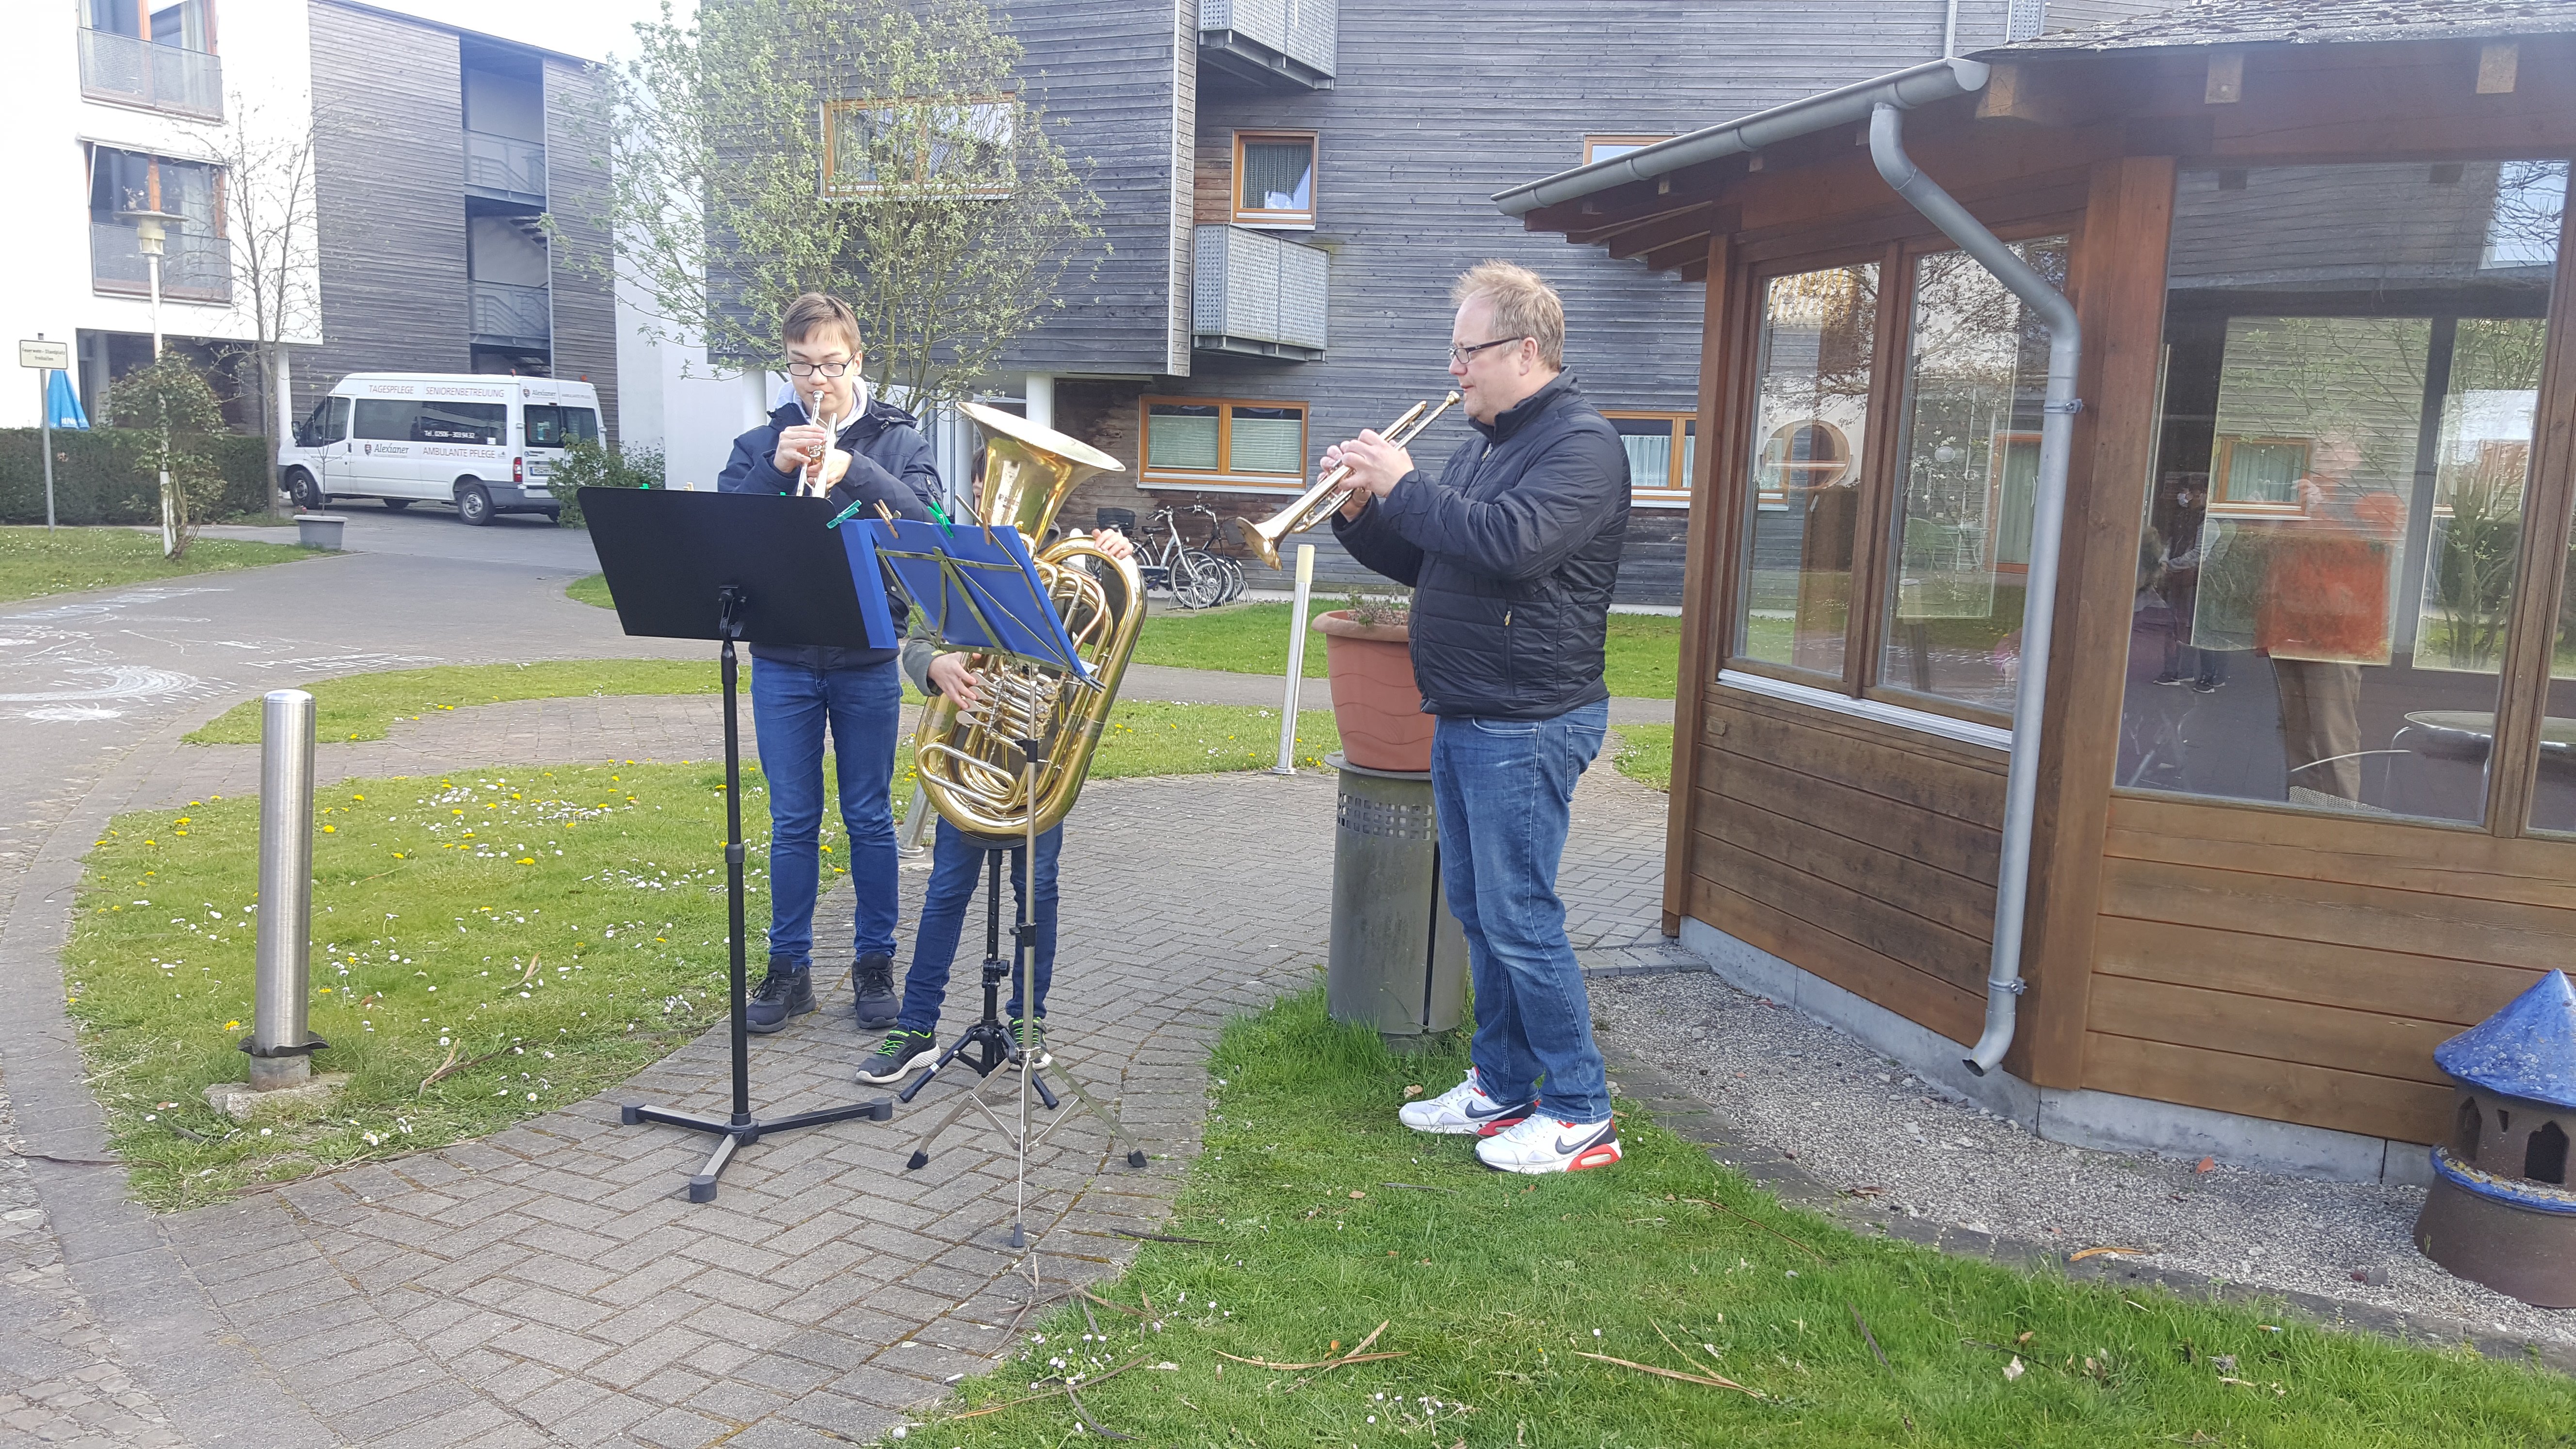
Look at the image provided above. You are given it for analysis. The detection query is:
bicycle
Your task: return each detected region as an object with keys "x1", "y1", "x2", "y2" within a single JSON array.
[
  {"x1": 1184, "y1": 502, "x2": 1247, "y2": 603},
  {"x1": 1135, "y1": 505, "x2": 1226, "y2": 609}
]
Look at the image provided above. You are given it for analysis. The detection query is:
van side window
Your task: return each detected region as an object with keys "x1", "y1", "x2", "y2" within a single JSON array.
[
  {"x1": 353, "y1": 400, "x2": 418, "y2": 440},
  {"x1": 417, "y1": 401, "x2": 505, "y2": 445},
  {"x1": 525, "y1": 405, "x2": 600, "y2": 448}
]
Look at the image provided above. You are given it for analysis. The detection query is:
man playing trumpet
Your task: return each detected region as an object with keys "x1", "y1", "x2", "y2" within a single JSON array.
[
  {"x1": 1325, "y1": 261, "x2": 1630, "y2": 1174},
  {"x1": 716, "y1": 292, "x2": 939, "y2": 1036}
]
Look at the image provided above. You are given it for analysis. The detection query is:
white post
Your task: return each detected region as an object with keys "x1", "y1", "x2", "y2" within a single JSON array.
[
  {"x1": 273, "y1": 345, "x2": 294, "y2": 516},
  {"x1": 1272, "y1": 543, "x2": 1316, "y2": 774},
  {"x1": 146, "y1": 252, "x2": 164, "y2": 360},
  {"x1": 39, "y1": 369, "x2": 55, "y2": 532},
  {"x1": 1023, "y1": 373, "x2": 1054, "y2": 433}
]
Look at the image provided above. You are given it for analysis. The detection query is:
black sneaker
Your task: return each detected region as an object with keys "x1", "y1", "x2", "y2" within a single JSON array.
[
  {"x1": 745, "y1": 957, "x2": 813, "y2": 1034},
  {"x1": 856, "y1": 1029, "x2": 937, "y2": 1086},
  {"x1": 1009, "y1": 1016, "x2": 1050, "y2": 1069},
  {"x1": 853, "y1": 952, "x2": 900, "y2": 1029}
]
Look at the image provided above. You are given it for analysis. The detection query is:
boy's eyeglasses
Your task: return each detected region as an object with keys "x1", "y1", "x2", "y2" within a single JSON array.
[{"x1": 785, "y1": 360, "x2": 853, "y2": 378}]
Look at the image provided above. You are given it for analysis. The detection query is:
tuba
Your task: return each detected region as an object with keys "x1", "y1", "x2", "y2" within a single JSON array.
[{"x1": 912, "y1": 401, "x2": 1143, "y2": 840}]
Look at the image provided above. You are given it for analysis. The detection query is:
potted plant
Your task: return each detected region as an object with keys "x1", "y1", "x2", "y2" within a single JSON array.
[{"x1": 1314, "y1": 590, "x2": 1433, "y2": 773}]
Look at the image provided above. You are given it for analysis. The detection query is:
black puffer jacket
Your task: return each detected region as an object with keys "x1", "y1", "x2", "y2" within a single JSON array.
[
  {"x1": 716, "y1": 395, "x2": 939, "y2": 671},
  {"x1": 1333, "y1": 374, "x2": 1627, "y2": 720}
]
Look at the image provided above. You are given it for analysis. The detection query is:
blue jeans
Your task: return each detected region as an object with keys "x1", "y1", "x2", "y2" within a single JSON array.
[
  {"x1": 898, "y1": 816, "x2": 1060, "y2": 1033},
  {"x1": 1430, "y1": 699, "x2": 1610, "y2": 1122},
  {"x1": 750, "y1": 655, "x2": 903, "y2": 968}
]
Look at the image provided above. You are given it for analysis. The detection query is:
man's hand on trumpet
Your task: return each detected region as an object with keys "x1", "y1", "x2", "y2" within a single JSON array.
[{"x1": 1321, "y1": 430, "x2": 1415, "y2": 519}]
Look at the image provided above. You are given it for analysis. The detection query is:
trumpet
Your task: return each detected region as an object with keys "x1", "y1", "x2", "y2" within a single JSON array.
[{"x1": 1234, "y1": 391, "x2": 1460, "y2": 569}]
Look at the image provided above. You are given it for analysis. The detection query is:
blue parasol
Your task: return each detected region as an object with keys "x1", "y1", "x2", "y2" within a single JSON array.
[{"x1": 46, "y1": 370, "x2": 88, "y2": 430}]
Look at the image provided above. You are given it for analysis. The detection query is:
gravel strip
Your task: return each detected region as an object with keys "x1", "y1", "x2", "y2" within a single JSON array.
[{"x1": 1592, "y1": 968, "x2": 2576, "y2": 1348}]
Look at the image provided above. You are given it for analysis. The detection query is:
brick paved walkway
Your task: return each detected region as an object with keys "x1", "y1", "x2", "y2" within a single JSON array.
[{"x1": 11, "y1": 684, "x2": 1671, "y2": 1449}]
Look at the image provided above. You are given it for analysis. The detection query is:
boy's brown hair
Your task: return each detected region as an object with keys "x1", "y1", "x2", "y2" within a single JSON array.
[{"x1": 781, "y1": 292, "x2": 864, "y2": 356}]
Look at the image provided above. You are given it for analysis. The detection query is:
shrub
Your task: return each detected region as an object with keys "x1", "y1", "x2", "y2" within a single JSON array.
[
  {"x1": 0, "y1": 429, "x2": 274, "y2": 527},
  {"x1": 551, "y1": 440, "x2": 664, "y2": 528}
]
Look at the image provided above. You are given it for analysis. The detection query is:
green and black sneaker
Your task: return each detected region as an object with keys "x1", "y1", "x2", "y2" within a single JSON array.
[
  {"x1": 1009, "y1": 1016, "x2": 1050, "y2": 1069},
  {"x1": 856, "y1": 1028, "x2": 937, "y2": 1086}
]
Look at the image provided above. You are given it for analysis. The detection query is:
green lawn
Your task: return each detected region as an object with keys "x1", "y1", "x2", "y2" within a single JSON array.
[
  {"x1": 1139, "y1": 601, "x2": 1685, "y2": 698},
  {"x1": 917, "y1": 991, "x2": 2576, "y2": 1447},
  {"x1": 1614, "y1": 723, "x2": 1674, "y2": 792},
  {"x1": 566, "y1": 572, "x2": 614, "y2": 609},
  {"x1": 186, "y1": 660, "x2": 724, "y2": 744},
  {"x1": 0, "y1": 526, "x2": 317, "y2": 604},
  {"x1": 73, "y1": 697, "x2": 1335, "y2": 1207}
]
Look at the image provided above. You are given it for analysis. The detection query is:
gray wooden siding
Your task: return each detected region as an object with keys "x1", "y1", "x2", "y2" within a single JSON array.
[
  {"x1": 1014, "y1": 0, "x2": 2020, "y2": 605},
  {"x1": 301, "y1": 0, "x2": 470, "y2": 415},
  {"x1": 992, "y1": 0, "x2": 1189, "y2": 377},
  {"x1": 544, "y1": 58, "x2": 620, "y2": 444}
]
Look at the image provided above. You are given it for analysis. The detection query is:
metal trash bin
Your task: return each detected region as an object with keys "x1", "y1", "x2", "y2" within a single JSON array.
[{"x1": 1325, "y1": 753, "x2": 1467, "y2": 1047}]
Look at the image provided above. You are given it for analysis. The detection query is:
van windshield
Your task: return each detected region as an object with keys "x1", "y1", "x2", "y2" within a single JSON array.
[{"x1": 525, "y1": 406, "x2": 600, "y2": 448}]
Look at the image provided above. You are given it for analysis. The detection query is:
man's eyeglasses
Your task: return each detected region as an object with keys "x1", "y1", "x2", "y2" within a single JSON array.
[
  {"x1": 1447, "y1": 336, "x2": 1527, "y2": 366},
  {"x1": 785, "y1": 360, "x2": 853, "y2": 378}
]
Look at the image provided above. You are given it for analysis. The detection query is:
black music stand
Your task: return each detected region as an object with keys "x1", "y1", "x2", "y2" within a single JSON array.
[{"x1": 581, "y1": 488, "x2": 895, "y2": 1203}]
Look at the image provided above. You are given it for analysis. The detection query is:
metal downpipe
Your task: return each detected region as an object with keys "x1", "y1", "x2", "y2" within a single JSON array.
[{"x1": 1867, "y1": 102, "x2": 2083, "y2": 1077}]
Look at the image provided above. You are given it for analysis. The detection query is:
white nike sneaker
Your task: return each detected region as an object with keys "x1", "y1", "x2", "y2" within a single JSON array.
[
  {"x1": 1474, "y1": 1113, "x2": 1622, "y2": 1175},
  {"x1": 1397, "y1": 1068, "x2": 1533, "y2": 1136}
]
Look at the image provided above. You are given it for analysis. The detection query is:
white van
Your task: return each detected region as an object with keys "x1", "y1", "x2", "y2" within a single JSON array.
[{"x1": 278, "y1": 373, "x2": 602, "y2": 526}]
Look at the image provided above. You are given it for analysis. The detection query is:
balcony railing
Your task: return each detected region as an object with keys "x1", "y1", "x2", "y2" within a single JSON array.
[
  {"x1": 1200, "y1": 0, "x2": 1335, "y2": 89},
  {"x1": 78, "y1": 28, "x2": 223, "y2": 119},
  {"x1": 1194, "y1": 225, "x2": 1327, "y2": 360},
  {"x1": 470, "y1": 280, "x2": 551, "y2": 347},
  {"x1": 91, "y1": 223, "x2": 232, "y2": 303},
  {"x1": 466, "y1": 130, "x2": 547, "y2": 200}
]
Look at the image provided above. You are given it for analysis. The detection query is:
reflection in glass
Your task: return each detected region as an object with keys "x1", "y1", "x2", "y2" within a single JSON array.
[
  {"x1": 2117, "y1": 161, "x2": 2566, "y2": 823},
  {"x1": 1737, "y1": 262, "x2": 1878, "y2": 676},
  {"x1": 1882, "y1": 237, "x2": 2066, "y2": 712}
]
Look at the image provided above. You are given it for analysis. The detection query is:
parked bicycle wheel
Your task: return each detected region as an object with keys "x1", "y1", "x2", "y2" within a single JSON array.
[
  {"x1": 1217, "y1": 555, "x2": 1247, "y2": 603},
  {"x1": 1172, "y1": 549, "x2": 1228, "y2": 609}
]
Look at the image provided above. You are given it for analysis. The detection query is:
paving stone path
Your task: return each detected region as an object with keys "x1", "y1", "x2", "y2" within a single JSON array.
[{"x1": 8, "y1": 682, "x2": 1671, "y2": 1449}]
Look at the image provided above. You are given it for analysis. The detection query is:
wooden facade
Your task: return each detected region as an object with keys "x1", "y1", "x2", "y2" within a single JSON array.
[{"x1": 1521, "y1": 15, "x2": 2576, "y2": 1152}]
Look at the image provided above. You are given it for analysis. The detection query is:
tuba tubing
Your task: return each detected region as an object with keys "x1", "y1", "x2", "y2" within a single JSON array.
[{"x1": 912, "y1": 404, "x2": 1141, "y2": 841}]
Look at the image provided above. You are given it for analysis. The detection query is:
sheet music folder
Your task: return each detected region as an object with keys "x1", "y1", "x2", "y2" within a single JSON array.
[
  {"x1": 844, "y1": 518, "x2": 1096, "y2": 686},
  {"x1": 580, "y1": 488, "x2": 891, "y2": 648}
]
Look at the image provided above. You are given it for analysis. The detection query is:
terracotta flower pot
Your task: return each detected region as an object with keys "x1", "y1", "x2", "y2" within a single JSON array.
[{"x1": 1316, "y1": 609, "x2": 1434, "y2": 773}]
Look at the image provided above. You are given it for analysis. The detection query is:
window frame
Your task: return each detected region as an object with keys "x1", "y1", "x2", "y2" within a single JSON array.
[
  {"x1": 2208, "y1": 435, "x2": 2315, "y2": 515},
  {"x1": 1230, "y1": 131, "x2": 1318, "y2": 228},
  {"x1": 1583, "y1": 135, "x2": 1669, "y2": 166},
  {"x1": 820, "y1": 95, "x2": 1015, "y2": 200},
  {"x1": 1718, "y1": 219, "x2": 2079, "y2": 732},
  {"x1": 1138, "y1": 395, "x2": 1311, "y2": 494},
  {"x1": 1601, "y1": 409, "x2": 1697, "y2": 508}
]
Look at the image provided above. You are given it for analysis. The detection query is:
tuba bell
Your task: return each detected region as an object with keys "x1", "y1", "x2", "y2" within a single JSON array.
[{"x1": 911, "y1": 401, "x2": 1143, "y2": 840}]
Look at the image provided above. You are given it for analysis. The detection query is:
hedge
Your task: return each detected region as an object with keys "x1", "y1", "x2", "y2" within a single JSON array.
[{"x1": 0, "y1": 429, "x2": 276, "y2": 526}]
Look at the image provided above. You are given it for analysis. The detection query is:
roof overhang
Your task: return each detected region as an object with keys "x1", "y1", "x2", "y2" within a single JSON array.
[{"x1": 1491, "y1": 56, "x2": 1989, "y2": 218}]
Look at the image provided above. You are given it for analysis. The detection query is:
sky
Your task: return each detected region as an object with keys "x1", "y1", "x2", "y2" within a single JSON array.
[{"x1": 357, "y1": 0, "x2": 684, "y2": 64}]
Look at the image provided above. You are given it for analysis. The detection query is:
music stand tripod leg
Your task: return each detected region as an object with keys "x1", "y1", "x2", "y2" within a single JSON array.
[{"x1": 617, "y1": 585, "x2": 893, "y2": 1204}]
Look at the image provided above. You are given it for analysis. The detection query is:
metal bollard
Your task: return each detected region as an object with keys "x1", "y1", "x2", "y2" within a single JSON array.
[{"x1": 246, "y1": 689, "x2": 325, "y2": 1089}]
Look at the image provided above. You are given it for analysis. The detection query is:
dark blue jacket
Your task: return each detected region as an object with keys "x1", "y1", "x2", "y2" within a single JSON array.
[
  {"x1": 1333, "y1": 374, "x2": 1627, "y2": 720},
  {"x1": 717, "y1": 395, "x2": 940, "y2": 671}
]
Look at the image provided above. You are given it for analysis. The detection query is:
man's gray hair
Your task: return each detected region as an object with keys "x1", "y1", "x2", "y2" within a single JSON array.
[{"x1": 1451, "y1": 260, "x2": 1565, "y2": 370}]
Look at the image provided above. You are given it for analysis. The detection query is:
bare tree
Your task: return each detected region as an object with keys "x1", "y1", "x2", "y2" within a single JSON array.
[
  {"x1": 204, "y1": 95, "x2": 324, "y2": 514},
  {"x1": 564, "y1": 0, "x2": 1099, "y2": 409}
]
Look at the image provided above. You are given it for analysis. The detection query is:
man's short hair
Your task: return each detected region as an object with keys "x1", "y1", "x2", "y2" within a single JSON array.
[
  {"x1": 1451, "y1": 261, "x2": 1565, "y2": 370},
  {"x1": 781, "y1": 292, "x2": 864, "y2": 356}
]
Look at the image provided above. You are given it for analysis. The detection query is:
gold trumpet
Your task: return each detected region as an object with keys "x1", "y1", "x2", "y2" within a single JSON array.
[
  {"x1": 1234, "y1": 391, "x2": 1461, "y2": 569},
  {"x1": 912, "y1": 402, "x2": 1143, "y2": 840}
]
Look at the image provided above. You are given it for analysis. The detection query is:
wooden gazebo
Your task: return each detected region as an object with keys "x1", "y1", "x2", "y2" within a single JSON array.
[{"x1": 1498, "y1": 0, "x2": 2576, "y2": 1180}]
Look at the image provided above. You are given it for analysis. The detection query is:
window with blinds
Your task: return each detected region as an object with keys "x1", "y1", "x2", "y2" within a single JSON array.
[
  {"x1": 1233, "y1": 132, "x2": 1316, "y2": 225},
  {"x1": 1142, "y1": 398, "x2": 1309, "y2": 489},
  {"x1": 1605, "y1": 411, "x2": 1695, "y2": 503}
]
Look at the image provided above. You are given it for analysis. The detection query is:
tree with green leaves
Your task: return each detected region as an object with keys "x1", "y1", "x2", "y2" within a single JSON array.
[
  {"x1": 106, "y1": 357, "x2": 228, "y2": 560},
  {"x1": 567, "y1": 0, "x2": 1099, "y2": 411}
]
